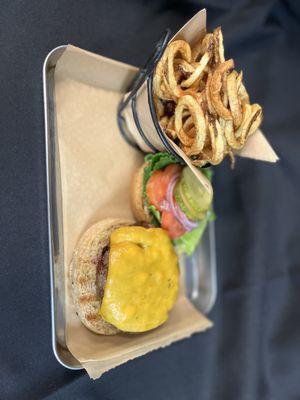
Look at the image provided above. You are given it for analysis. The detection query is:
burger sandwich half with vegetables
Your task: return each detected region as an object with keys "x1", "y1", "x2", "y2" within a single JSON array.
[
  {"x1": 131, "y1": 153, "x2": 214, "y2": 256},
  {"x1": 71, "y1": 218, "x2": 179, "y2": 334}
]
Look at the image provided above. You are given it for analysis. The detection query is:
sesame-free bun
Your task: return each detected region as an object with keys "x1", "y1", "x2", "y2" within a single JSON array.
[
  {"x1": 130, "y1": 163, "x2": 151, "y2": 223},
  {"x1": 71, "y1": 218, "x2": 133, "y2": 335}
]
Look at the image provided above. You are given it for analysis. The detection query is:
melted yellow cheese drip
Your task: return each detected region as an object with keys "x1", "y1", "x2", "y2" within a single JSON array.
[{"x1": 99, "y1": 226, "x2": 179, "y2": 332}]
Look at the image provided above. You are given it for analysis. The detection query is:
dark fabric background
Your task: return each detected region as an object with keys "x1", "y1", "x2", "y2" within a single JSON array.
[{"x1": 1, "y1": 0, "x2": 300, "y2": 399}]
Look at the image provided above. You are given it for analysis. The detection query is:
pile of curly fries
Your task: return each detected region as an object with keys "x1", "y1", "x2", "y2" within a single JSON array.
[{"x1": 153, "y1": 27, "x2": 263, "y2": 166}]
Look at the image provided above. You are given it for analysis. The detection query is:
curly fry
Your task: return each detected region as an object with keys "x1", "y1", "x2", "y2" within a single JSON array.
[
  {"x1": 183, "y1": 116, "x2": 194, "y2": 132},
  {"x1": 165, "y1": 129, "x2": 177, "y2": 140},
  {"x1": 235, "y1": 104, "x2": 254, "y2": 140},
  {"x1": 175, "y1": 95, "x2": 207, "y2": 152},
  {"x1": 181, "y1": 52, "x2": 210, "y2": 88},
  {"x1": 238, "y1": 81, "x2": 250, "y2": 105},
  {"x1": 177, "y1": 128, "x2": 195, "y2": 146},
  {"x1": 249, "y1": 104, "x2": 263, "y2": 135},
  {"x1": 222, "y1": 74, "x2": 229, "y2": 108},
  {"x1": 223, "y1": 119, "x2": 241, "y2": 149},
  {"x1": 205, "y1": 71, "x2": 216, "y2": 116},
  {"x1": 174, "y1": 58, "x2": 195, "y2": 75},
  {"x1": 159, "y1": 116, "x2": 169, "y2": 130},
  {"x1": 236, "y1": 70, "x2": 243, "y2": 91},
  {"x1": 153, "y1": 47, "x2": 172, "y2": 100},
  {"x1": 227, "y1": 71, "x2": 243, "y2": 128},
  {"x1": 202, "y1": 33, "x2": 215, "y2": 56},
  {"x1": 167, "y1": 115, "x2": 175, "y2": 130},
  {"x1": 209, "y1": 59, "x2": 234, "y2": 120},
  {"x1": 206, "y1": 117, "x2": 226, "y2": 165},
  {"x1": 154, "y1": 95, "x2": 165, "y2": 118},
  {"x1": 167, "y1": 40, "x2": 192, "y2": 98},
  {"x1": 213, "y1": 27, "x2": 225, "y2": 65},
  {"x1": 224, "y1": 104, "x2": 259, "y2": 150},
  {"x1": 191, "y1": 158, "x2": 208, "y2": 167},
  {"x1": 191, "y1": 39, "x2": 203, "y2": 62},
  {"x1": 227, "y1": 148, "x2": 236, "y2": 169}
]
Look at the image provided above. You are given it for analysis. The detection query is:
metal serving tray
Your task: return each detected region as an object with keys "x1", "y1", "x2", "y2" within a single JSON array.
[{"x1": 43, "y1": 46, "x2": 217, "y2": 370}]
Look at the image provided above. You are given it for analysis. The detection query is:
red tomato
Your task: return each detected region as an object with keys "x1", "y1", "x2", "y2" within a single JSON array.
[
  {"x1": 161, "y1": 210, "x2": 186, "y2": 239},
  {"x1": 160, "y1": 164, "x2": 181, "y2": 192},
  {"x1": 146, "y1": 164, "x2": 182, "y2": 211},
  {"x1": 146, "y1": 170, "x2": 165, "y2": 210},
  {"x1": 164, "y1": 164, "x2": 182, "y2": 179}
]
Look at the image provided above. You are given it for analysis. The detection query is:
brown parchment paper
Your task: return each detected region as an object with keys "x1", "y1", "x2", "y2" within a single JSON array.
[
  {"x1": 123, "y1": 8, "x2": 279, "y2": 164},
  {"x1": 54, "y1": 45, "x2": 212, "y2": 379}
]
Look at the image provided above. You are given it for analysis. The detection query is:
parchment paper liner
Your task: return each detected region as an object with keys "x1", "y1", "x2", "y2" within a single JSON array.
[{"x1": 54, "y1": 44, "x2": 212, "y2": 380}]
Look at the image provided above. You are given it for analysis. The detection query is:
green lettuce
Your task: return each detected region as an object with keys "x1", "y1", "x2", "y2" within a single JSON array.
[
  {"x1": 173, "y1": 210, "x2": 215, "y2": 256},
  {"x1": 148, "y1": 204, "x2": 161, "y2": 226},
  {"x1": 200, "y1": 167, "x2": 213, "y2": 181}
]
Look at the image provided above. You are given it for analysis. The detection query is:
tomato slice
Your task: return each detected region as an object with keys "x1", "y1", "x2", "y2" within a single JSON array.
[
  {"x1": 146, "y1": 164, "x2": 185, "y2": 239},
  {"x1": 146, "y1": 170, "x2": 165, "y2": 210},
  {"x1": 164, "y1": 164, "x2": 182, "y2": 179},
  {"x1": 161, "y1": 210, "x2": 186, "y2": 239},
  {"x1": 146, "y1": 164, "x2": 182, "y2": 211}
]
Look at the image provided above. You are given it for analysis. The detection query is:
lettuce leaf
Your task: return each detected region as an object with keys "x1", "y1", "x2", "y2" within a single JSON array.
[
  {"x1": 173, "y1": 210, "x2": 215, "y2": 256},
  {"x1": 148, "y1": 205, "x2": 161, "y2": 226},
  {"x1": 200, "y1": 167, "x2": 213, "y2": 181}
]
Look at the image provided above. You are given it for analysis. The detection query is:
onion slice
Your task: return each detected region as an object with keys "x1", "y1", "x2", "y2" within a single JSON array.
[
  {"x1": 166, "y1": 174, "x2": 198, "y2": 232},
  {"x1": 160, "y1": 199, "x2": 170, "y2": 211}
]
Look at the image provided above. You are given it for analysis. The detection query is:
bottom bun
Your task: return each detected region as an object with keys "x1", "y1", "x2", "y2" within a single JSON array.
[{"x1": 71, "y1": 218, "x2": 133, "y2": 335}]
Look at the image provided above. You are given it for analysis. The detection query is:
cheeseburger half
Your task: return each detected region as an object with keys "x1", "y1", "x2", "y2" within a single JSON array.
[
  {"x1": 71, "y1": 218, "x2": 179, "y2": 335},
  {"x1": 131, "y1": 153, "x2": 214, "y2": 256}
]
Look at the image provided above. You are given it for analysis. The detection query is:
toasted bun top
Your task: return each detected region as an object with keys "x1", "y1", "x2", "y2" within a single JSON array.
[
  {"x1": 71, "y1": 218, "x2": 133, "y2": 335},
  {"x1": 130, "y1": 163, "x2": 151, "y2": 223}
]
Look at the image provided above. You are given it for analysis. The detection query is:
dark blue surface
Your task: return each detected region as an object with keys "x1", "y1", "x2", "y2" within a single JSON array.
[{"x1": 1, "y1": 1, "x2": 300, "y2": 399}]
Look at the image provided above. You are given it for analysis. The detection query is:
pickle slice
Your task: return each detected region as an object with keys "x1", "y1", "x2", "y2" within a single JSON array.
[{"x1": 174, "y1": 167, "x2": 212, "y2": 221}]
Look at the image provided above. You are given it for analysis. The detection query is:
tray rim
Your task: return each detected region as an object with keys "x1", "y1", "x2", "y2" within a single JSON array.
[{"x1": 43, "y1": 45, "x2": 83, "y2": 370}]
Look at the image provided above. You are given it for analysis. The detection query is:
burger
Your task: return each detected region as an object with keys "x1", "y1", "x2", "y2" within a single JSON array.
[
  {"x1": 71, "y1": 218, "x2": 179, "y2": 335},
  {"x1": 131, "y1": 152, "x2": 214, "y2": 256}
]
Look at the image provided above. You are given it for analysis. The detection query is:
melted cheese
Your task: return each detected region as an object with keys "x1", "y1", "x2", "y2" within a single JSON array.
[{"x1": 99, "y1": 226, "x2": 179, "y2": 332}]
